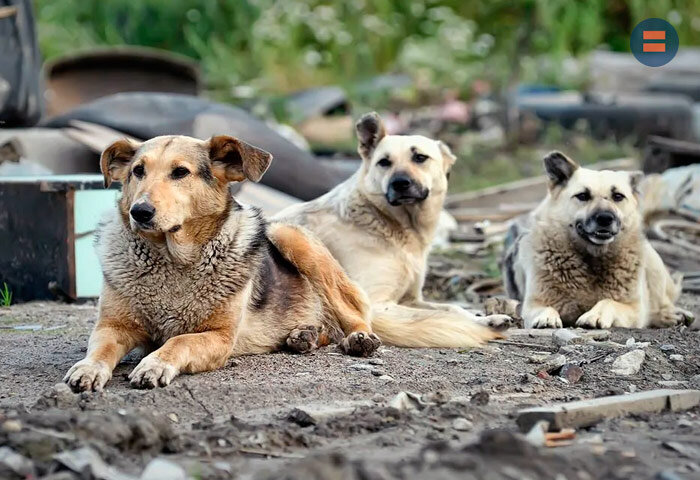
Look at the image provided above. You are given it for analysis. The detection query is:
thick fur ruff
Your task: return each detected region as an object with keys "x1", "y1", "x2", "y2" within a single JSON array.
[{"x1": 96, "y1": 202, "x2": 266, "y2": 344}]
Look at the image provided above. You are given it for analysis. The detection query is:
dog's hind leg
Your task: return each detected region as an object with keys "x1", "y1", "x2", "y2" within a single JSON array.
[
  {"x1": 286, "y1": 324, "x2": 332, "y2": 353},
  {"x1": 268, "y1": 223, "x2": 381, "y2": 357}
]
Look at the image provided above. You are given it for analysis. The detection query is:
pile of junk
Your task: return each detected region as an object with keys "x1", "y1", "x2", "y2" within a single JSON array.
[{"x1": 1, "y1": 0, "x2": 699, "y2": 302}]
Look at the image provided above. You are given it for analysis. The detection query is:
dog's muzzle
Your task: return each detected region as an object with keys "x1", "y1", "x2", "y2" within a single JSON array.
[
  {"x1": 386, "y1": 174, "x2": 429, "y2": 206},
  {"x1": 575, "y1": 210, "x2": 620, "y2": 245},
  {"x1": 130, "y1": 201, "x2": 156, "y2": 229}
]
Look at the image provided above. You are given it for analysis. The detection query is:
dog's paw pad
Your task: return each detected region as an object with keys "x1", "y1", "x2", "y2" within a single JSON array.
[
  {"x1": 64, "y1": 359, "x2": 111, "y2": 393},
  {"x1": 287, "y1": 325, "x2": 320, "y2": 354},
  {"x1": 128, "y1": 356, "x2": 178, "y2": 389},
  {"x1": 340, "y1": 331, "x2": 381, "y2": 357}
]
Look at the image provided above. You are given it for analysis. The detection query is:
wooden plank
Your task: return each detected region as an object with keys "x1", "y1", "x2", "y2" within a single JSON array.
[
  {"x1": 445, "y1": 158, "x2": 636, "y2": 210},
  {"x1": 517, "y1": 389, "x2": 700, "y2": 432}
]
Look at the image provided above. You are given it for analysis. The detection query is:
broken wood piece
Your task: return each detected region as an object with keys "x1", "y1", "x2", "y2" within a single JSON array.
[
  {"x1": 517, "y1": 389, "x2": 700, "y2": 432},
  {"x1": 545, "y1": 429, "x2": 576, "y2": 441},
  {"x1": 545, "y1": 439, "x2": 574, "y2": 448}
]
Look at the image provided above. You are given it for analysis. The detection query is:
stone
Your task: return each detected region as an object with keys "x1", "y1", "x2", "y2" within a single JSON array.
[
  {"x1": 470, "y1": 391, "x2": 490, "y2": 406},
  {"x1": 559, "y1": 364, "x2": 584, "y2": 384},
  {"x1": 660, "y1": 344, "x2": 676, "y2": 353},
  {"x1": 34, "y1": 383, "x2": 78, "y2": 410},
  {"x1": 452, "y1": 417, "x2": 473, "y2": 431},
  {"x1": 389, "y1": 391, "x2": 426, "y2": 411},
  {"x1": 611, "y1": 350, "x2": 645, "y2": 376},
  {"x1": 140, "y1": 458, "x2": 187, "y2": 480},
  {"x1": 378, "y1": 375, "x2": 394, "y2": 382},
  {"x1": 349, "y1": 363, "x2": 373, "y2": 371},
  {"x1": 0, "y1": 447, "x2": 35, "y2": 478},
  {"x1": 669, "y1": 354, "x2": 684, "y2": 362},
  {"x1": 1, "y1": 420, "x2": 22, "y2": 433},
  {"x1": 368, "y1": 358, "x2": 384, "y2": 366}
]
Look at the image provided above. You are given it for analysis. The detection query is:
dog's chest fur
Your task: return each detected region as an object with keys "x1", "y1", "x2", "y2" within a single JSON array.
[
  {"x1": 531, "y1": 229, "x2": 643, "y2": 321},
  {"x1": 96, "y1": 205, "x2": 266, "y2": 343}
]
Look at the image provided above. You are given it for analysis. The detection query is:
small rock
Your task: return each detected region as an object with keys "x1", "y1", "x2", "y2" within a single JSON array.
[
  {"x1": 217, "y1": 439, "x2": 226, "y2": 447},
  {"x1": 167, "y1": 413, "x2": 179, "y2": 423},
  {"x1": 452, "y1": 417, "x2": 473, "y2": 431},
  {"x1": 1, "y1": 420, "x2": 22, "y2": 433},
  {"x1": 628, "y1": 384, "x2": 637, "y2": 393},
  {"x1": 611, "y1": 349, "x2": 645, "y2": 376},
  {"x1": 677, "y1": 418, "x2": 693, "y2": 428},
  {"x1": 660, "y1": 344, "x2": 676, "y2": 353},
  {"x1": 539, "y1": 353, "x2": 567, "y2": 373},
  {"x1": 287, "y1": 408, "x2": 317, "y2": 427},
  {"x1": 658, "y1": 380, "x2": 688, "y2": 387},
  {"x1": 552, "y1": 329, "x2": 585, "y2": 346},
  {"x1": 368, "y1": 358, "x2": 384, "y2": 366},
  {"x1": 669, "y1": 354, "x2": 684, "y2": 362},
  {"x1": 141, "y1": 458, "x2": 187, "y2": 480},
  {"x1": 470, "y1": 391, "x2": 490, "y2": 406},
  {"x1": 625, "y1": 338, "x2": 635, "y2": 347},
  {"x1": 371, "y1": 394, "x2": 384, "y2": 403},
  {"x1": 662, "y1": 373, "x2": 673, "y2": 380},
  {"x1": 423, "y1": 391, "x2": 450, "y2": 404},
  {"x1": 378, "y1": 375, "x2": 394, "y2": 382},
  {"x1": 34, "y1": 383, "x2": 78, "y2": 410},
  {"x1": 0, "y1": 447, "x2": 35, "y2": 478},
  {"x1": 559, "y1": 364, "x2": 584, "y2": 384},
  {"x1": 349, "y1": 363, "x2": 373, "y2": 371},
  {"x1": 583, "y1": 330, "x2": 611, "y2": 341},
  {"x1": 370, "y1": 369, "x2": 385, "y2": 377},
  {"x1": 691, "y1": 374, "x2": 700, "y2": 389}
]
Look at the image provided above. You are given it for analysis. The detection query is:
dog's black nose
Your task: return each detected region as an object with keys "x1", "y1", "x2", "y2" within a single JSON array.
[
  {"x1": 594, "y1": 211, "x2": 615, "y2": 227},
  {"x1": 390, "y1": 176, "x2": 412, "y2": 192},
  {"x1": 130, "y1": 202, "x2": 155, "y2": 223}
]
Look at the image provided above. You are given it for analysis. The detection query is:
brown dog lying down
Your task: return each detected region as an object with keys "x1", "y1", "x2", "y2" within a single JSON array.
[{"x1": 64, "y1": 135, "x2": 379, "y2": 391}]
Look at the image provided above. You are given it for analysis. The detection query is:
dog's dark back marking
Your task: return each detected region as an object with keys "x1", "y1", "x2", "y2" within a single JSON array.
[{"x1": 503, "y1": 223, "x2": 522, "y2": 301}]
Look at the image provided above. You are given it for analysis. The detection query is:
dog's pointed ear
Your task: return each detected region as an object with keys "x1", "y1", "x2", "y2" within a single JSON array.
[
  {"x1": 100, "y1": 139, "x2": 140, "y2": 188},
  {"x1": 438, "y1": 141, "x2": 457, "y2": 171},
  {"x1": 208, "y1": 135, "x2": 273, "y2": 183},
  {"x1": 356, "y1": 112, "x2": 386, "y2": 160},
  {"x1": 543, "y1": 151, "x2": 578, "y2": 188},
  {"x1": 629, "y1": 170, "x2": 644, "y2": 195}
]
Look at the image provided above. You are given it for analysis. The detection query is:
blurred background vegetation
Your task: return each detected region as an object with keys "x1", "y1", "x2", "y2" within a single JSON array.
[
  {"x1": 33, "y1": 0, "x2": 700, "y2": 100},
  {"x1": 32, "y1": 0, "x2": 700, "y2": 190}
]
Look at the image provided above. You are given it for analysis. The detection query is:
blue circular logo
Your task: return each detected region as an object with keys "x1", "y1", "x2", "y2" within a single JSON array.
[{"x1": 630, "y1": 18, "x2": 679, "y2": 67}]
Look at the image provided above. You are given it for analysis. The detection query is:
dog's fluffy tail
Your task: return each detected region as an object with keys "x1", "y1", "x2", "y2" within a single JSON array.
[{"x1": 370, "y1": 303, "x2": 502, "y2": 348}]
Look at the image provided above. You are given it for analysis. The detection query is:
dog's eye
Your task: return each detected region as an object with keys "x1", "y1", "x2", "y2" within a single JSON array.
[
  {"x1": 574, "y1": 191, "x2": 591, "y2": 202},
  {"x1": 377, "y1": 157, "x2": 392, "y2": 168},
  {"x1": 172, "y1": 167, "x2": 190, "y2": 179},
  {"x1": 612, "y1": 192, "x2": 625, "y2": 202},
  {"x1": 413, "y1": 153, "x2": 428, "y2": 164},
  {"x1": 133, "y1": 165, "x2": 145, "y2": 179}
]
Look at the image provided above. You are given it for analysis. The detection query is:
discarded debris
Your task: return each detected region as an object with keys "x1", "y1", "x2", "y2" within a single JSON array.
[
  {"x1": 0, "y1": 447, "x2": 35, "y2": 479},
  {"x1": 612, "y1": 349, "x2": 646, "y2": 376},
  {"x1": 140, "y1": 458, "x2": 187, "y2": 480},
  {"x1": 54, "y1": 447, "x2": 135, "y2": 480},
  {"x1": 389, "y1": 392, "x2": 427, "y2": 411},
  {"x1": 517, "y1": 389, "x2": 700, "y2": 432}
]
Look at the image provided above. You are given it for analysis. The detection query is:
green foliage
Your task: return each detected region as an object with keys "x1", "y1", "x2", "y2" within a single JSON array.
[
  {"x1": 1, "y1": 282, "x2": 12, "y2": 307},
  {"x1": 33, "y1": 0, "x2": 700, "y2": 100}
]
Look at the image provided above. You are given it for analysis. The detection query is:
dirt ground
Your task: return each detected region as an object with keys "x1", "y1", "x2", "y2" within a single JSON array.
[{"x1": 1, "y1": 258, "x2": 700, "y2": 479}]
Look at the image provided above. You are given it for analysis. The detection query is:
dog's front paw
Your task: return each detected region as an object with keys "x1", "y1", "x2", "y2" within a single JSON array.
[
  {"x1": 340, "y1": 331, "x2": 381, "y2": 357},
  {"x1": 655, "y1": 307, "x2": 695, "y2": 328},
  {"x1": 129, "y1": 355, "x2": 178, "y2": 389},
  {"x1": 576, "y1": 309, "x2": 613, "y2": 329},
  {"x1": 287, "y1": 325, "x2": 320, "y2": 353},
  {"x1": 526, "y1": 308, "x2": 562, "y2": 329},
  {"x1": 475, "y1": 314, "x2": 513, "y2": 331},
  {"x1": 64, "y1": 359, "x2": 112, "y2": 392}
]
